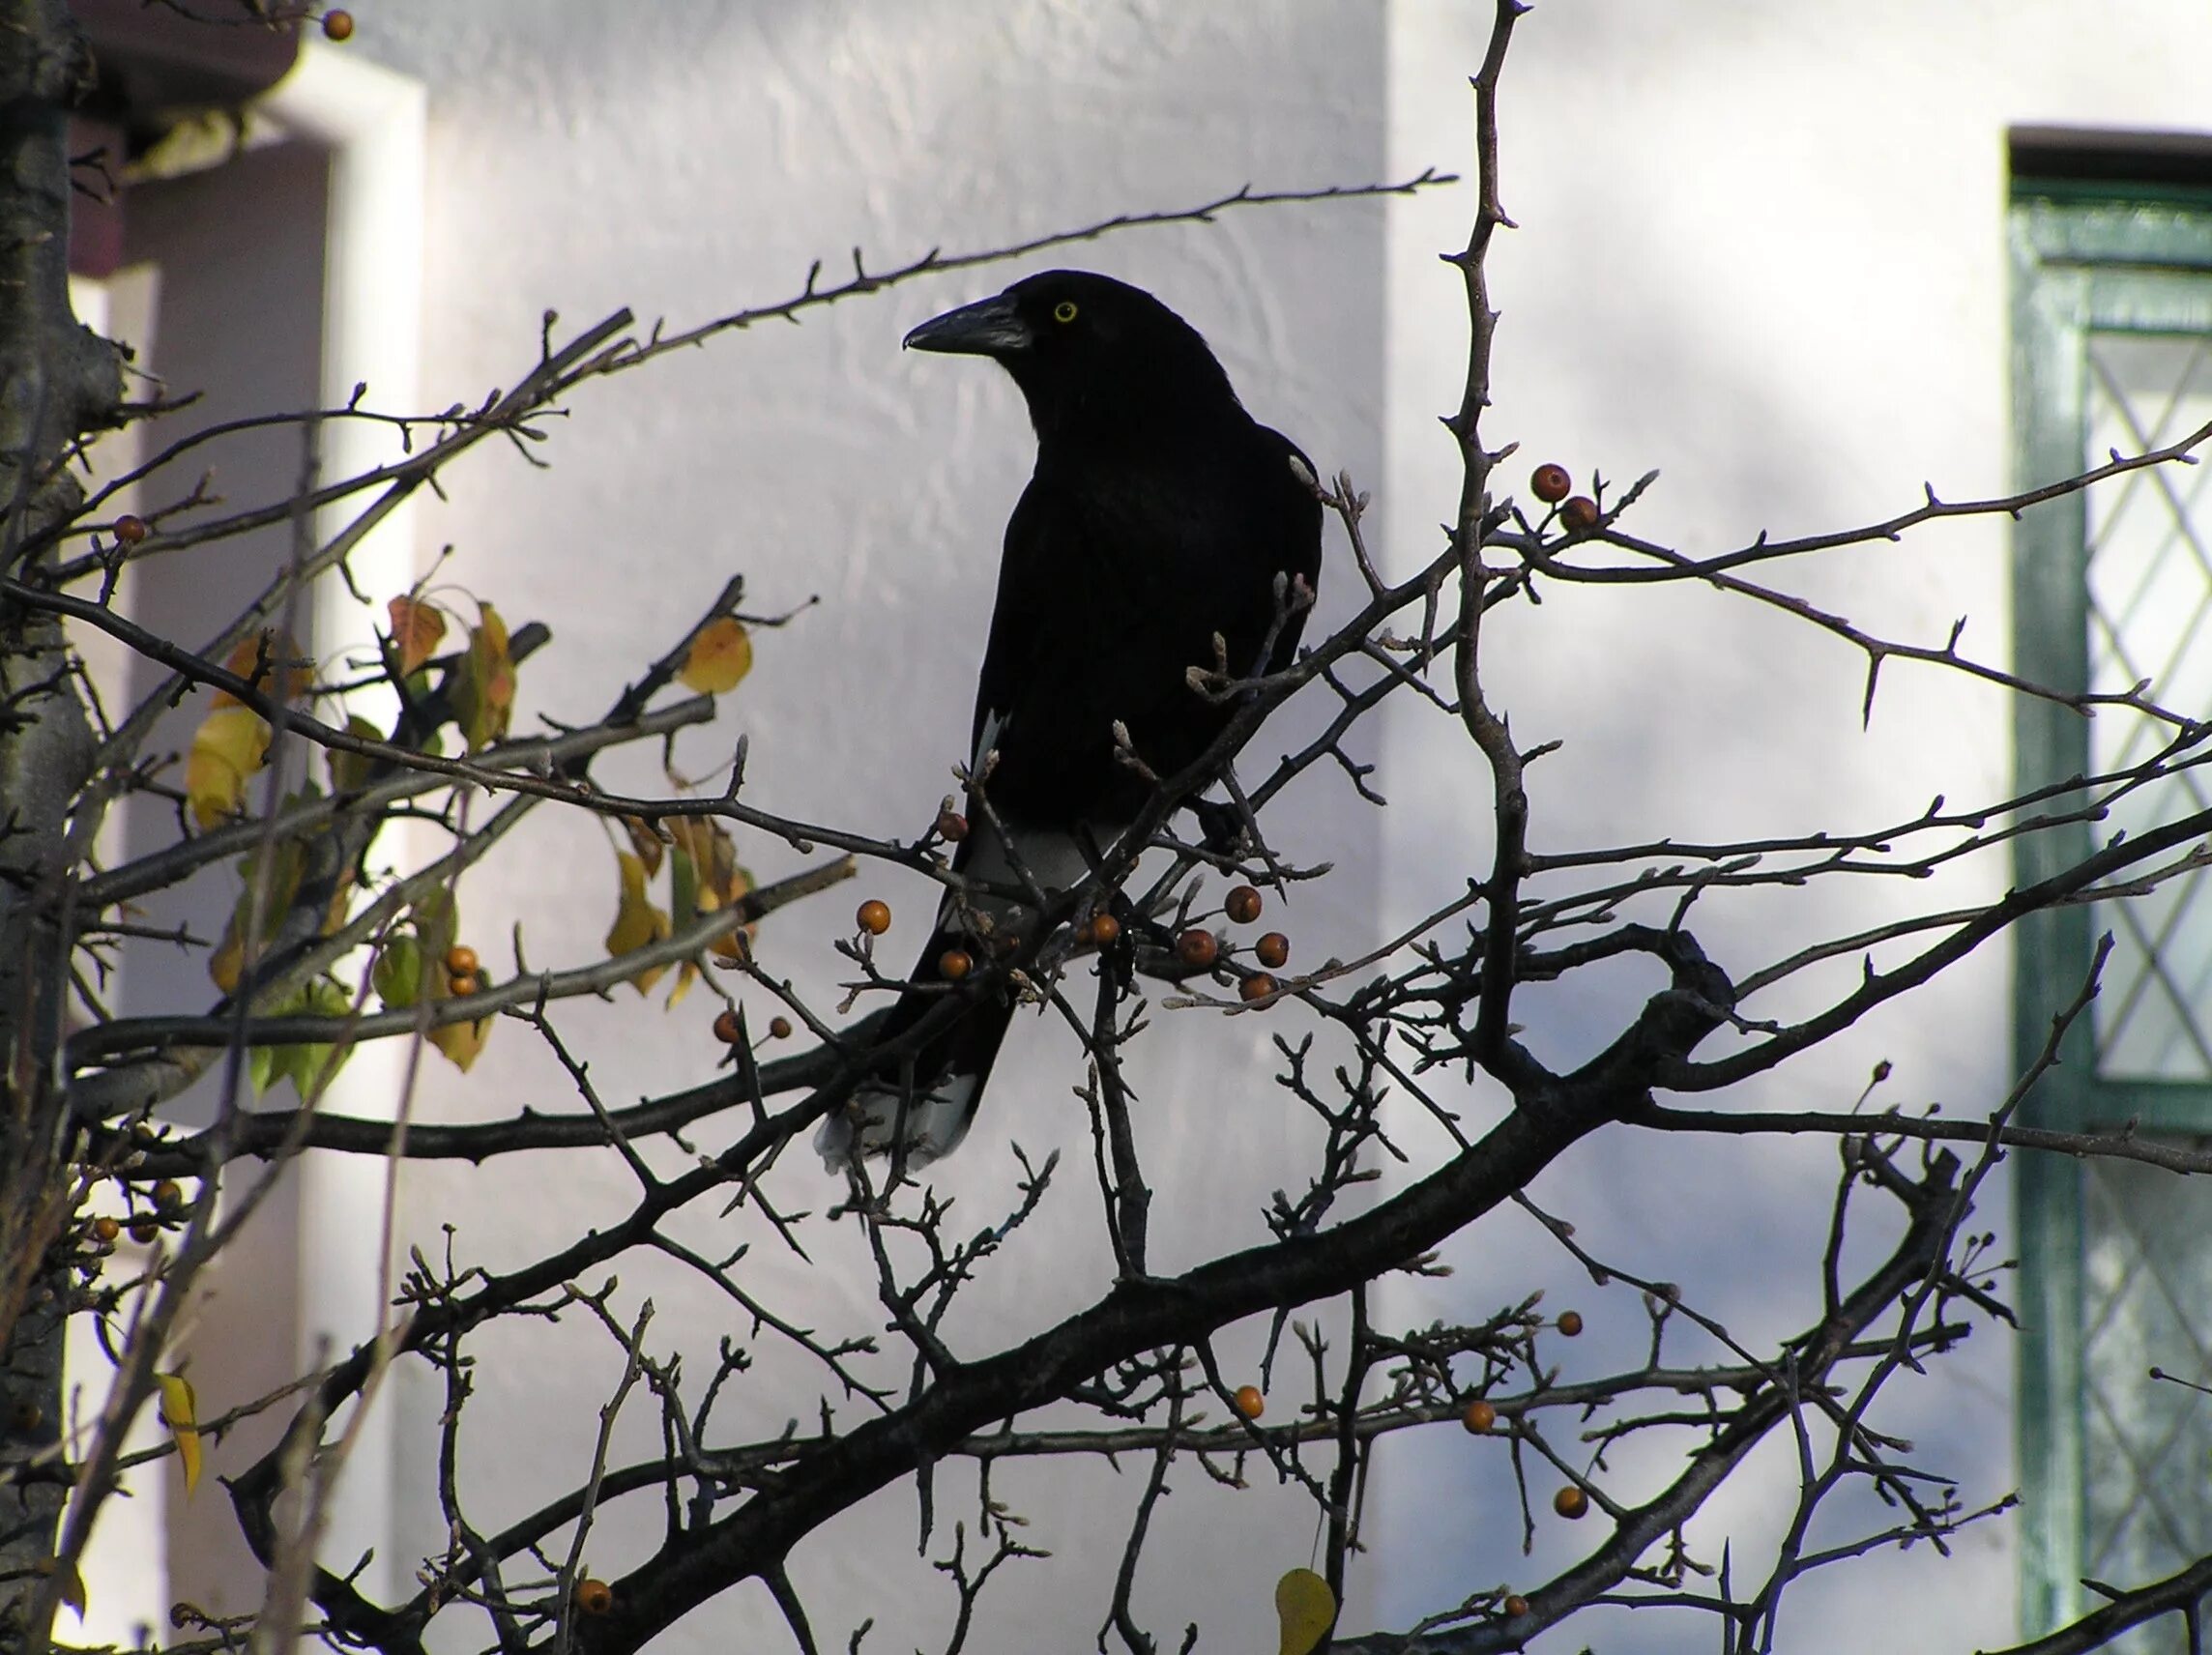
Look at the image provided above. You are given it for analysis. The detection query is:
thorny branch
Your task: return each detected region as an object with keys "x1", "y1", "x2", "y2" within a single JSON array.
[{"x1": 12, "y1": 6, "x2": 2212, "y2": 1655}]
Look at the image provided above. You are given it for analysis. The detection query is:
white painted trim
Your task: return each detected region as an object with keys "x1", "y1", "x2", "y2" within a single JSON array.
[
  {"x1": 249, "y1": 43, "x2": 426, "y2": 1608},
  {"x1": 256, "y1": 42, "x2": 425, "y2": 589}
]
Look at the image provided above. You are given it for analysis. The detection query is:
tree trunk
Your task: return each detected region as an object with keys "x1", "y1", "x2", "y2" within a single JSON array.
[{"x1": 0, "y1": 0, "x2": 127, "y2": 1643}]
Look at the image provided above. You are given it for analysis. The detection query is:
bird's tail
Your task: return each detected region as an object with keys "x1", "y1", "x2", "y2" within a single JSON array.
[
  {"x1": 817, "y1": 818, "x2": 1101, "y2": 1175},
  {"x1": 814, "y1": 922, "x2": 1019, "y2": 1173}
]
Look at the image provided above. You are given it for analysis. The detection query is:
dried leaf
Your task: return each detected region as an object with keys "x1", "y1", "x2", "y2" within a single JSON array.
[
  {"x1": 207, "y1": 835, "x2": 307, "y2": 993},
  {"x1": 679, "y1": 818, "x2": 756, "y2": 961},
  {"x1": 156, "y1": 1372, "x2": 202, "y2": 1496},
  {"x1": 1275, "y1": 1569, "x2": 1334, "y2": 1655},
  {"x1": 605, "y1": 850, "x2": 671, "y2": 995},
  {"x1": 623, "y1": 815, "x2": 666, "y2": 879},
  {"x1": 677, "y1": 616, "x2": 753, "y2": 694},
  {"x1": 187, "y1": 705, "x2": 271, "y2": 828},
  {"x1": 452, "y1": 603, "x2": 515, "y2": 752},
  {"x1": 711, "y1": 862, "x2": 758, "y2": 961},
  {"x1": 386, "y1": 594, "x2": 450, "y2": 675},
  {"x1": 210, "y1": 628, "x2": 311, "y2": 709}
]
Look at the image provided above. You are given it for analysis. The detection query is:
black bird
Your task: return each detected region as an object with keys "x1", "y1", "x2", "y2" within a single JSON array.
[{"x1": 818, "y1": 270, "x2": 1324, "y2": 1172}]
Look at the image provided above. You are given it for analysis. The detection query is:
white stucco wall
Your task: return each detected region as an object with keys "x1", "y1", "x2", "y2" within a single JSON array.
[
  {"x1": 339, "y1": 3, "x2": 1393, "y2": 1650},
  {"x1": 1379, "y1": 5, "x2": 2212, "y2": 1653},
  {"x1": 101, "y1": 1, "x2": 2212, "y2": 1650}
]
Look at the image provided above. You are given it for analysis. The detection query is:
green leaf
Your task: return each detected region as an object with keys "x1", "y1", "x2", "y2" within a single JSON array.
[
  {"x1": 329, "y1": 714, "x2": 385, "y2": 793},
  {"x1": 373, "y1": 933, "x2": 424, "y2": 1009},
  {"x1": 1276, "y1": 1569, "x2": 1335, "y2": 1655}
]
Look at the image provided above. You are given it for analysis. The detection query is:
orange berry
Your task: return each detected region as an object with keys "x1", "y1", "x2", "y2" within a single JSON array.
[
  {"x1": 939, "y1": 948, "x2": 973, "y2": 981},
  {"x1": 768, "y1": 1015, "x2": 793, "y2": 1039},
  {"x1": 1089, "y1": 912, "x2": 1121, "y2": 946},
  {"x1": 1176, "y1": 928, "x2": 1219, "y2": 969},
  {"x1": 1239, "y1": 973, "x2": 1278, "y2": 1003},
  {"x1": 1232, "y1": 1384, "x2": 1265, "y2": 1420},
  {"x1": 1557, "y1": 1310, "x2": 1584, "y2": 1337},
  {"x1": 1461, "y1": 1399, "x2": 1497, "y2": 1434},
  {"x1": 1530, "y1": 463, "x2": 1572, "y2": 504},
  {"x1": 448, "y1": 973, "x2": 479, "y2": 1000},
  {"x1": 712, "y1": 1008, "x2": 742, "y2": 1044},
  {"x1": 1559, "y1": 495, "x2": 1600, "y2": 532},
  {"x1": 112, "y1": 513, "x2": 148, "y2": 546},
  {"x1": 1553, "y1": 1485, "x2": 1588, "y2": 1520},
  {"x1": 129, "y1": 1220, "x2": 159, "y2": 1244},
  {"x1": 444, "y1": 944, "x2": 479, "y2": 977},
  {"x1": 856, "y1": 899, "x2": 891, "y2": 937},
  {"x1": 1225, "y1": 884, "x2": 1263, "y2": 924},
  {"x1": 321, "y1": 9, "x2": 355, "y2": 40},
  {"x1": 1255, "y1": 932, "x2": 1290, "y2": 971},
  {"x1": 91, "y1": 1216, "x2": 120, "y2": 1244},
  {"x1": 574, "y1": 1577, "x2": 613, "y2": 1615},
  {"x1": 153, "y1": 1179, "x2": 183, "y2": 1211},
  {"x1": 1502, "y1": 1595, "x2": 1529, "y2": 1617},
  {"x1": 935, "y1": 808, "x2": 968, "y2": 843}
]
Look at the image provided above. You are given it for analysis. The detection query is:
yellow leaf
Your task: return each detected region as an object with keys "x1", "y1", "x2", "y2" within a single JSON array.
[
  {"x1": 156, "y1": 1372, "x2": 202, "y2": 1496},
  {"x1": 187, "y1": 705, "x2": 272, "y2": 828},
  {"x1": 209, "y1": 930, "x2": 243, "y2": 995},
  {"x1": 677, "y1": 616, "x2": 753, "y2": 694},
  {"x1": 1275, "y1": 1568, "x2": 1335, "y2": 1655},
  {"x1": 604, "y1": 851, "x2": 670, "y2": 995},
  {"x1": 666, "y1": 957, "x2": 698, "y2": 1009},
  {"x1": 428, "y1": 1014, "x2": 491, "y2": 1073},
  {"x1": 386, "y1": 595, "x2": 450, "y2": 675}
]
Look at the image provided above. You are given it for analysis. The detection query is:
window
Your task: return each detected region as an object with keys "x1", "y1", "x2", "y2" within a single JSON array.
[{"x1": 2011, "y1": 135, "x2": 2212, "y2": 1648}]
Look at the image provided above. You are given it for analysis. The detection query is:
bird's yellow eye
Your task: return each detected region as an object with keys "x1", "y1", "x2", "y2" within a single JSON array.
[{"x1": 1053, "y1": 300, "x2": 1079, "y2": 324}]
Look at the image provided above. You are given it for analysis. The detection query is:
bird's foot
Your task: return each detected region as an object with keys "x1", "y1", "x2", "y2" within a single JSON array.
[{"x1": 1188, "y1": 796, "x2": 1247, "y2": 857}]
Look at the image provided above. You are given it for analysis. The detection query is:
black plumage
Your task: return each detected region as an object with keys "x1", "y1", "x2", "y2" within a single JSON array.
[{"x1": 818, "y1": 270, "x2": 1324, "y2": 1172}]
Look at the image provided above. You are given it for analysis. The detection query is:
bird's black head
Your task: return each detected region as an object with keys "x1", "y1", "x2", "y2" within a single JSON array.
[{"x1": 903, "y1": 270, "x2": 1241, "y2": 442}]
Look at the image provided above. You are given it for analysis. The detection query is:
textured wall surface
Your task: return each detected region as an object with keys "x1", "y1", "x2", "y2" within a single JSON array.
[
  {"x1": 1380, "y1": 5, "x2": 2212, "y2": 1652},
  {"x1": 85, "y1": 1, "x2": 2212, "y2": 1649},
  {"x1": 346, "y1": 2, "x2": 1391, "y2": 1650}
]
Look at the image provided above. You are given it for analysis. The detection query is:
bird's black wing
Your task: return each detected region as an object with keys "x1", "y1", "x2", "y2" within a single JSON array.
[{"x1": 968, "y1": 422, "x2": 1322, "y2": 827}]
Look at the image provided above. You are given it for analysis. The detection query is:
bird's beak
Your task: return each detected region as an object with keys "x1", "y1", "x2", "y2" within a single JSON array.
[{"x1": 904, "y1": 294, "x2": 1033, "y2": 357}]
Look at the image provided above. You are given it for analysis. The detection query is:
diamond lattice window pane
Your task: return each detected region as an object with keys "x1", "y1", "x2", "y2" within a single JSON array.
[
  {"x1": 2080, "y1": 1151, "x2": 2212, "y2": 1654},
  {"x1": 2084, "y1": 332, "x2": 2212, "y2": 1080}
]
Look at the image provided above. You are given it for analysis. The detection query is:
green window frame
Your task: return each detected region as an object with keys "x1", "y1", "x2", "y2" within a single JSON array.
[{"x1": 2012, "y1": 173, "x2": 2212, "y2": 1644}]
